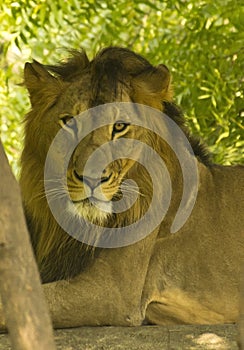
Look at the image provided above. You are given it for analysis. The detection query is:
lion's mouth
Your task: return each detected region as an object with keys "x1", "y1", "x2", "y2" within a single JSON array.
[
  {"x1": 72, "y1": 197, "x2": 113, "y2": 219},
  {"x1": 72, "y1": 196, "x2": 110, "y2": 205}
]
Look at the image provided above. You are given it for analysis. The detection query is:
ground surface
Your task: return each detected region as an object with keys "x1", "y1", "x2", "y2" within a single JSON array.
[{"x1": 0, "y1": 324, "x2": 239, "y2": 350}]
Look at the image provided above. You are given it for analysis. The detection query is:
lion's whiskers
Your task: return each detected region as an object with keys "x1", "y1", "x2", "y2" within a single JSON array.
[
  {"x1": 120, "y1": 183, "x2": 145, "y2": 197},
  {"x1": 33, "y1": 183, "x2": 68, "y2": 202}
]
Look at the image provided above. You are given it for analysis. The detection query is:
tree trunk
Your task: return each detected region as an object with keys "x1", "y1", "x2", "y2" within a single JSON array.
[
  {"x1": 239, "y1": 266, "x2": 244, "y2": 349},
  {"x1": 0, "y1": 141, "x2": 56, "y2": 350}
]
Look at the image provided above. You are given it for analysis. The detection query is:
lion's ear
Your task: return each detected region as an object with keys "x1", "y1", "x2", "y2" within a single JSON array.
[
  {"x1": 24, "y1": 60, "x2": 62, "y2": 106},
  {"x1": 132, "y1": 64, "x2": 173, "y2": 108}
]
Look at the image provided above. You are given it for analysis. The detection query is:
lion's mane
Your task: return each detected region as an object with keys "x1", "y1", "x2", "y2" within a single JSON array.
[{"x1": 20, "y1": 47, "x2": 210, "y2": 282}]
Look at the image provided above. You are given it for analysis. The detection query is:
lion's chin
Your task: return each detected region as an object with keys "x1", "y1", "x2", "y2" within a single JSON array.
[{"x1": 72, "y1": 198, "x2": 112, "y2": 225}]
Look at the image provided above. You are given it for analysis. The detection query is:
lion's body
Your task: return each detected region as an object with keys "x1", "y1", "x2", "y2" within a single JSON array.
[
  {"x1": 2, "y1": 47, "x2": 243, "y2": 328},
  {"x1": 145, "y1": 163, "x2": 243, "y2": 324}
]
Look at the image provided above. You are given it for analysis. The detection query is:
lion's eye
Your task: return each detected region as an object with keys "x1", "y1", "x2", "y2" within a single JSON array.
[
  {"x1": 113, "y1": 121, "x2": 129, "y2": 133},
  {"x1": 59, "y1": 115, "x2": 77, "y2": 133}
]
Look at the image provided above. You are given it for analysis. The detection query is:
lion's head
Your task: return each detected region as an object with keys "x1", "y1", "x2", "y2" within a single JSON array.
[{"x1": 20, "y1": 47, "x2": 209, "y2": 282}]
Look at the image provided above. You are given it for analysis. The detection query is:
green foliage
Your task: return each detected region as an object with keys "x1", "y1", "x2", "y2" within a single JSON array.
[{"x1": 0, "y1": 0, "x2": 243, "y2": 173}]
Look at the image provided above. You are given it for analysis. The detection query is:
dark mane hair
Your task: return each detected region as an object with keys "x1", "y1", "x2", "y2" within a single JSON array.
[{"x1": 163, "y1": 102, "x2": 211, "y2": 165}]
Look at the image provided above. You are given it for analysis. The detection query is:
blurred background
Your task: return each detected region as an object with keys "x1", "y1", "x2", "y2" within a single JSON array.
[{"x1": 0, "y1": 0, "x2": 243, "y2": 175}]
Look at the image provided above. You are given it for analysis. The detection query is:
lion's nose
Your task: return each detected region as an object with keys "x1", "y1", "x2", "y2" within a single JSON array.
[{"x1": 74, "y1": 170, "x2": 111, "y2": 190}]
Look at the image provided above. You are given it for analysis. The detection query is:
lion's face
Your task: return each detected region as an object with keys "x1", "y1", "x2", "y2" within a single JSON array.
[
  {"x1": 63, "y1": 102, "x2": 137, "y2": 222},
  {"x1": 22, "y1": 48, "x2": 172, "y2": 225},
  {"x1": 51, "y1": 80, "x2": 144, "y2": 223}
]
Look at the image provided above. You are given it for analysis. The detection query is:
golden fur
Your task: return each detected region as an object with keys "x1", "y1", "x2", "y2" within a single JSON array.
[{"x1": 1, "y1": 47, "x2": 242, "y2": 328}]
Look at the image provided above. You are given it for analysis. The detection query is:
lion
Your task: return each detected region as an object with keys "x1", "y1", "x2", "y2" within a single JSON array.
[{"x1": 1, "y1": 47, "x2": 244, "y2": 329}]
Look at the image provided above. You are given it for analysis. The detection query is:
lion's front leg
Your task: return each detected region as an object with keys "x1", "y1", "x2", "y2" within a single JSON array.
[
  {"x1": 43, "y1": 236, "x2": 157, "y2": 328},
  {"x1": 43, "y1": 276, "x2": 142, "y2": 328}
]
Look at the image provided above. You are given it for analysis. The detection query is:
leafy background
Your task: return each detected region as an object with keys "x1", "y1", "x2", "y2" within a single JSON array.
[{"x1": 0, "y1": 0, "x2": 243, "y2": 175}]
